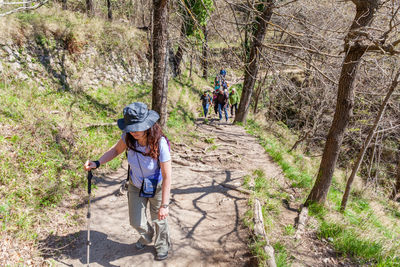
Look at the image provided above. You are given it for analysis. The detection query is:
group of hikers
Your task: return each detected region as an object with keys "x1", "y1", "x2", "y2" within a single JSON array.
[{"x1": 200, "y1": 69, "x2": 240, "y2": 122}]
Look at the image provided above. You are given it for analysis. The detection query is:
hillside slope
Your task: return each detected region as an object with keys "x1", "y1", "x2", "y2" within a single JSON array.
[{"x1": 0, "y1": 7, "x2": 201, "y2": 265}]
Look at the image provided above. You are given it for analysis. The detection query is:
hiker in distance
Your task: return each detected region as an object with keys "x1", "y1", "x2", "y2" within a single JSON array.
[
  {"x1": 229, "y1": 87, "x2": 239, "y2": 117},
  {"x1": 200, "y1": 90, "x2": 212, "y2": 118},
  {"x1": 213, "y1": 82, "x2": 221, "y2": 116},
  {"x1": 214, "y1": 69, "x2": 227, "y2": 87},
  {"x1": 216, "y1": 88, "x2": 229, "y2": 122},
  {"x1": 84, "y1": 102, "x2": 171, "y2": 261}
]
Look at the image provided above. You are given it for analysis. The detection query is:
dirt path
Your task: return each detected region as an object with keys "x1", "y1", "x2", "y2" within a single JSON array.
[{"x1": 46, "y1": 119, "x2": 286, "y2": 267}]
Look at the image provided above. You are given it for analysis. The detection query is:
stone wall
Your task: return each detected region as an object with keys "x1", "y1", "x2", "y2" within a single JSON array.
[{"x1": 0, "y1": 40, "x2": 150, "y2": 91}]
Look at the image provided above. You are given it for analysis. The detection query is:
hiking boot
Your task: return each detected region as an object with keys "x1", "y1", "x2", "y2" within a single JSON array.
[
  {"x1": 135, "y1": 241, "x2": 146, "y2": 250},
  {"x1": 155, "y1": 251, "x2": 168, "y2": 261}
]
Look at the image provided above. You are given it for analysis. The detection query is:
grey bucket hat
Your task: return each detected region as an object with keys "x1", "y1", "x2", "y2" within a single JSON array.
[{"x1": 117, "y1": 102, "x2": 160, "y2": 132}]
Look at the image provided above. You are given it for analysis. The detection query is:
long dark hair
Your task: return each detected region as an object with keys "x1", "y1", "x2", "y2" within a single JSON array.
[{"x1": 125, "y1": 122, "x2": 165, "y2": 160}]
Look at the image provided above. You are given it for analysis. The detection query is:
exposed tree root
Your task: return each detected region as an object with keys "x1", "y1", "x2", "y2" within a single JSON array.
[
  {"x1": 219, "y1": 183, "x2": 252, "y2": 195},
  {"x1": 172, "y1": 158, "x2": 192, "y2": 166},
  {"x1": 217, "y1": 136, "x2": 238, "y2": 144},
  {"x1": 85, "y1": 122, "x2": 116, "y2": 128}
]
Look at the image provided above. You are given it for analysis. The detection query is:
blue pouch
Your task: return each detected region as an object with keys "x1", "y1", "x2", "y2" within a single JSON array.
[
  {"x1": 133, "y1": 148, "x2": 162, "y2": 198},
  {"x1": 139, "y1": 171, "x2": 160, "y2": 198}
]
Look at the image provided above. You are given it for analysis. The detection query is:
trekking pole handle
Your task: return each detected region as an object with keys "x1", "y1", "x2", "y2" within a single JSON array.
[{"x1": 87, "y1": 170, "x2": 93, "y2": 194}]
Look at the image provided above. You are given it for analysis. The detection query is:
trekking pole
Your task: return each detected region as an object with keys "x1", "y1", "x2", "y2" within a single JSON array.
[{"x1": 86, "y1": 170, "x2": 93, "y2": 267}]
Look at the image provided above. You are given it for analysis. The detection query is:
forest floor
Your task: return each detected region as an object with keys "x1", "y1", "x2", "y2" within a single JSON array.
[{"x1": 41, "y1": 117, "x2": 354, "y2": 267}]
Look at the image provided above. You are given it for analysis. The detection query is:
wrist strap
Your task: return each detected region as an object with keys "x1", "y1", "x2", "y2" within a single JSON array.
[{"x1": 94, "y1": 160, "x2": 100, "y2": 169}]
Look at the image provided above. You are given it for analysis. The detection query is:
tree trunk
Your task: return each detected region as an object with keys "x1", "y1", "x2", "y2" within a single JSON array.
[
  {"x1": 146, "y1": 8, "x2": 153, "y2": 63},
  {"x1": 171, "y1": 23, "x2": 186, "y2": 77},
  {"x1": 107, "y1": 0, "x2": 112, "y2": 21},
  {"x1": 305, "y1": 0, "x2": 380, "y2": 206},
  {"x1": 189, "y1": 46, "x2": 193, "y2": 78},
  {"x1": 374, "y1": 133, "x2": 383, "y2": 186},
  {"x1": 253, "y1": 69, "x2": 269, "y2": 114},
  {"x1": 290, "y1": 131, "x2": 310, "y2": 152},
  {"x1": 341, "y1": 70, "x2": 400, "y2": 211},
  {"x1": 367, "y1": 139, "x2": 377, "y2": 181},
  {"x1": 152, "y1": 0, "x2": 169, "y2": 129},
  {"x1": 234, "y1": 0, "x2": 275, "y2": 124},
  {"x1": 202, "y1": 25, "x2": 208, "y2": 79},
  {"x1": 173, "y1": 45, "x2": 183, "y2": 77},
  {"x1": 86, "y1": 0, "x2": 94, "y2": 17},
  {"x1": 141, "y1": 0, "x2": 146, "y2": 27},
  {"x1": 391, "y1": 147, "x2": 400, "y2": 200},
  {"x1": 253, "y1": 82, "x2": 262, "y2": 114},
  {"x1": 242, "y1": 1, "x2": 253, "y2": 62},
  {"x1": 62, "y1": 0, "x2": 67, "y2": 10}
]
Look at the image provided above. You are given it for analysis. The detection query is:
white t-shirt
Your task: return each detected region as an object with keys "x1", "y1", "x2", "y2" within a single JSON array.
[{"x1": 121, "y1": 133, "x2": 171, "y2": 188}]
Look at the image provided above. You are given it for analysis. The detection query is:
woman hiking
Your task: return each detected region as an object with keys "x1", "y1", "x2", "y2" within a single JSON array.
[{"x1": 84, "y1": 102, "x2": 171, "y2": 261}]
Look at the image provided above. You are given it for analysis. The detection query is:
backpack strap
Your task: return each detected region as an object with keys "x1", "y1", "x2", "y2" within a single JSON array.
[
  {"x1": 126, "y1": 150, "x2": 130, "y2": 182},
  {"x1": 125, "y1": 136, "x2": 171, "y2": 182},
  {"x1": 164, "y1": 135, "x2": 171, "y2": 152}
]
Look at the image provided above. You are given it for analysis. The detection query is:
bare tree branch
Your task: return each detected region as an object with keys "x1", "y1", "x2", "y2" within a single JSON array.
[{"x1": 0, "y1": 0, "x2": 48, "y2": 17}]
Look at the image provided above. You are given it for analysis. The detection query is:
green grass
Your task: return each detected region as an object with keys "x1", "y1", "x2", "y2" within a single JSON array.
[
  {"x1": 283, "y1": 225, "x2": 295, "y2": 236},
  {"x1": 244, "y1": 118, "x2": 400, "y2": 266},
  {"x1": 273, "y1": 242, "x2": 291, "y2": 267},
  {"x1": 308, "y1": 203, "x2": 328, "y2": 220},
  {"x1": 243, "y1": 200, "x2": 255, "y2": 230},
  {"x1": 375, "y1": 257, "x2": 400, "y2": 267},
  {"x1": 166, "y1": 106, "x2": 195, "y2": 138},
  {"x1": 335, "y1": 231, "x2": 382, "y2": 262},
  {"x1": 204, "y1": 137, "x2": 215, "y2": 144},
  {"x1": 254, "y1": 169, "x2": 268, "y2": 192},
  {"x1": 318, "y1": 221, "x2": 344, "y2": 240},
  {"x1": 0, "y1": 72, "x2": 199, "y2": 245},
  {"x1": 243, "y1": 174, "x2": 251, "y2": 189},
  {"x1": 246, "y1": 119, "x2": 313, "y2": 189},
  {"x1": 243, "y1": 168, "x2": 286, "y2": 264},
  {"x1": 318, "y1": 221, "x2": 383, "y2": 263},
  {"x1": 0, "y1": 81, "x2": 152, "y2": 238},
  {"x1": 249, "y1": 235, "x2": 269, "y2": 266}
]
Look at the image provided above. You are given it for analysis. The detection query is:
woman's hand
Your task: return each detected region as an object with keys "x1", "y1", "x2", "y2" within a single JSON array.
[
  {"x1": 158, "y1": 206, "x2": 169, "y2": 220},
  {"x1": 84, "y1": 160, "x2": 97, "y2": 171}
]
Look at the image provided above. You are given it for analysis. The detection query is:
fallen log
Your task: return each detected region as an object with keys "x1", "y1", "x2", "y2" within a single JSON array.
[
  {"x1": 295, "y1": 205, "x2": 308, "y2": 240},
  {"x1": 254, "y1": 198, "x2": 277, "y2": 267}
]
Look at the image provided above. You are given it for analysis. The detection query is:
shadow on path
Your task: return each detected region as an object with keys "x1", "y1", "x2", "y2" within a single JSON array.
[
  {"x1": 171, "y1": 169, "x2": 247, "y2": 247},
  {"x1": 39, "y1": 230, "x2": 152, "y2": 267}
]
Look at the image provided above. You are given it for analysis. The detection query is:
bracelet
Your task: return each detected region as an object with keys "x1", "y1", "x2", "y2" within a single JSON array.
[
  {"x1": 161, "y1": 204, "x2": 169, "y2": 209},
  {"x1": 94, "y1": 160, "x2": 101, "y2": 169}
]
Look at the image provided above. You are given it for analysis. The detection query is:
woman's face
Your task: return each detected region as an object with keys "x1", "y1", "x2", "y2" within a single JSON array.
[{"x1": 129, "y1": 131, "x2": 146, "y2": 140}]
